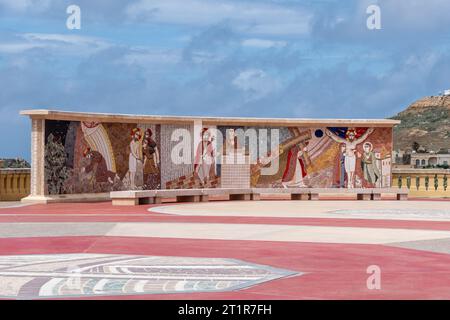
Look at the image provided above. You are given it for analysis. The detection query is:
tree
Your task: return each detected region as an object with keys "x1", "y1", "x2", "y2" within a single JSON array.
[
  {"x1": 44, "y1": 133, "x2": 69, "y2": 195},
  {"x1": 402, "y1": 154, "x2": 411, "y2": 165},
  {"x1": 412, "y1": 141, "x2": 420, "y2": 152}
]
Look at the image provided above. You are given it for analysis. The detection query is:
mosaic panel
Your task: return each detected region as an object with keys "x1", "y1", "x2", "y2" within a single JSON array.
[
  {"x1": 44, "y1": 120, "x2": 393, "y2": 194},
  {"x1": 44, "y1": 120, "x2": 161, "y2": 194},
  {"x1": 160, "y1": 124, "x2": 195, "y2": 189}
]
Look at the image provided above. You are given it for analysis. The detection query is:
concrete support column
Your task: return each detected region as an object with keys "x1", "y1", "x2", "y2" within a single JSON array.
[
  {"x1": 309, "y1": 193, "x2": 319, "y2": 201},
  {"x1": 22, "y1": 118, "x2": 47, "y2": 203},
  {"x1": 357, "y1": 193, "x2": 371, "y2": 201},
  {"x1": 291, "y1": 193, "x2": 309, "y2": 201},
  {"x1": 251, "y1": 193, "x2": 260, "y2": 201},
  {"x1": 230, "y1": 194, "x2": 251, "y2": 201},
  {"x1": 177, "y1": 195, "x2": 201, "y2": 203},
  {"x1": 397, "y1": 193, "x2": 408, "y2": 201},
  {"x1": 371, "y1": 193, "x2": 381, "y2": 201}
]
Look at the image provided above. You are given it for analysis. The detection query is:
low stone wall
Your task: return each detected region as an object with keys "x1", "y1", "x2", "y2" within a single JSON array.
[
  {"x1": 392, "y1": 168, "x2": 450, "y2": 198},
  {"x1": 0, "y1": 169, "x2": 31, "y2": 201}
]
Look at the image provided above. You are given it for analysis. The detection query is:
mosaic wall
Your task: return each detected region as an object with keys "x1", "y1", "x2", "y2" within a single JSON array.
[
  {"x1": 249, "y1": 127, "x2": 393, "y2": 189},
  {"x1": 43, "y1": 120, "x2": 392, "y2": 195},
  {"x1": 44, "y1": 120, "x2": 162, "y2": 194},
  {"x1": 160, "y1": 124, "x2": 195, "y2": 189}
]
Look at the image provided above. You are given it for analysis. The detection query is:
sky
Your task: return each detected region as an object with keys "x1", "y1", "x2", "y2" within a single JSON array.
[{"x1": 1, "y1": 0, "x2": 450, "y2": 160}]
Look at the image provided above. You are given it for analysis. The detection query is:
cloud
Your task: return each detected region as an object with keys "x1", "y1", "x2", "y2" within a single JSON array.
[
  {"x1": 122, "y1": 48, "x2": 180, "y2": 66},
  {"x1": 311, "y1": 0, "x2": 450, "y2": 45},
  {"x1": 0, "y1": 0, "x2": 52, "y2": 12},
  {"x1": 2, "y1": 0, "x2": 450, "y2": 160},
  {"x1": 182, "y1": 23, "x2": 239, "y2": 64},
  {"x1": 126, "y1": 0, "x2": 311, "y2": 36},
  {"x1": 0, "y1": 33, "x2": 110, "y2": 55},
  {"x1": 232, "y1": 69, "x2": 281, "y2": 101},
  {"x1": 378, "y1": 0, "x2": 450, "y2": 32},
  {"x1": 275, "y1": 50, "x2": 450, "y2": 119},
  {"x1": 241, "y1": 38, "x2": 287, "y2": 49}
]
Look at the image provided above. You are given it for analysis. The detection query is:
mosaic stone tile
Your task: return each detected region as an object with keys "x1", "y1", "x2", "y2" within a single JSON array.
[
  {"x1": 44, "y1": 119, "x2": 393, "y2": 194},
  {"x1": 0, "y1": 254, "x2": 298, "y2": 299}
]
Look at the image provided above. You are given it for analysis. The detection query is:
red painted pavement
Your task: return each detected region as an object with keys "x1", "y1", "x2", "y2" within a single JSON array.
[
  {"x1": 1, "y1": 201, "x2": 450, "y2": 299},
  {"x1": 1, "y1": 202, "x2": 450, "y2": 231},
  {"x1": 0, "y1": 236, "x2": 449, "y2": 300}
]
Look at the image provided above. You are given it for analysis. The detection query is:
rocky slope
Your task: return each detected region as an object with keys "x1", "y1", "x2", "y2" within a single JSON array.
[
  {"x1": 391, "y1": 95, "x2": 450, "y2": 151},
  {"x1": 0, "y1": 158, "x2": 30, "y2": 168}
]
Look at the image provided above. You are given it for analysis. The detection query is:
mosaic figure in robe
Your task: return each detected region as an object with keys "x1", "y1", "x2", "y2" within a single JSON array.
[
  {"x1": 129, "y1": 128, "x2": 143, "y2": 189},
  {"x1": 281, "y1": 142, "x2": 309, "y2": 188},
  {"x1": 325, "y1": 127, "x2": 374, "y2": 188},
  {"x1": 194, "y1": 128, "x2": 216, "y2": 186}
]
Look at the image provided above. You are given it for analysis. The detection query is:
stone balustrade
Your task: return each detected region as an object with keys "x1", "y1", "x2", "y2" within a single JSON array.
[
  {"x1": 0, "y1": 168, "x2": 31, "y2": 201},
  {"x1": 392, "y1": 168, "x2": 450, "y2": 198}
]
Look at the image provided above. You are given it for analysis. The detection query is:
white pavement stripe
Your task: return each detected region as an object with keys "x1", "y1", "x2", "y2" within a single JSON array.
[
  {"x1": 0, "y1": 222, "x2": 116, "y2": 238},
  {"x1": 150, "y1": 201, "x2": 450, "y2": 222},
  {"x1": 2, "y1": 219, "x2": 450, "y2": 244},
  {"x1": 106, "y1": 222, "x2": 450, "y2": 245}
]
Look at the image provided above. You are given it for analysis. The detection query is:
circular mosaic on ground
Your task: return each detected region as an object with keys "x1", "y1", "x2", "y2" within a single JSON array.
[{"x1": 0, "y1": 253, "x2": 298, "y2": 299}]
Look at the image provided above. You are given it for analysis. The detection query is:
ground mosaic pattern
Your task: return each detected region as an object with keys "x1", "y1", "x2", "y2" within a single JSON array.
[{"x1": 0, "y1": 253, "x2": 298, "y2": 299}]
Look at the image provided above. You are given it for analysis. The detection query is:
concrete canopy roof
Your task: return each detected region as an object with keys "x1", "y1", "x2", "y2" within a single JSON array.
[{"x1": 20, "y1": 109, "x2": 401, "y2": 127}]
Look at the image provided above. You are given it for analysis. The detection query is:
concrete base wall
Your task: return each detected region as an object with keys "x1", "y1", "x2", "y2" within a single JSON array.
[{"x1": 22, "y1": 193, "x2": 110, "y2": 204}]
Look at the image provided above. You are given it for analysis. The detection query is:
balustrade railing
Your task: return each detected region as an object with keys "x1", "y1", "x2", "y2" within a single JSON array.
[{"x1": 0, "y1": 168, "x2": 31, "y2": 201}]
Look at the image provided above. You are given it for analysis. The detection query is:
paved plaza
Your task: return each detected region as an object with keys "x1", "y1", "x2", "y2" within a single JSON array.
[{"x1": 0, "y1": 199, "x2": 450, "y2": 299}]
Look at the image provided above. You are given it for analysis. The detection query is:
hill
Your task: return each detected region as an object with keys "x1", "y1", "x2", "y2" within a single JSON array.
[
  {"x1": 391, "y1": 95, "x2": 450, "y2": 151},
  {"x1": 0, "y1": 158, "x2": 30, "y2": 169}
]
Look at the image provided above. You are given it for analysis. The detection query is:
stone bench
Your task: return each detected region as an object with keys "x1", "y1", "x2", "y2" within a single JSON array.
[
  {"x1": 111, "y1": 187, "x2": 409, "y2": 206},
  {"x1": 111, "y1": 188, "x2": 256, "y2": 206},
  {"x1": 202, "y1": 188, "x2": 256, "y2": 201},
  {"x1": 111, "y1": 189, "x2": 206, "y2": 206},
  {"x1": 253, "y1": 188, "x2": 374, "y2": 201},
  {"x1": 371, "y1": 188, "x2": 409, "y2": 201},
  {"x1": 110, "y1": 190, "x2": 157, "y2": 206},
  {"x1": 396, "y1": 188, "x2": 409, "y2": 201},
  {"x1": 309, "y1": 188, "x2": 409, "y2": 201},
  {"x1": 157, "y1": 189, "x2": 205, "y2": 203},
  {"x1": 254, "y1": 187, "x2": 409, "y2": 201},
  {"x1": 307, "y1": 188, "x2": 373, "y2": 201},
  {"x1": 253, "y1": 188, "x2": 314, "y2": 200}
]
